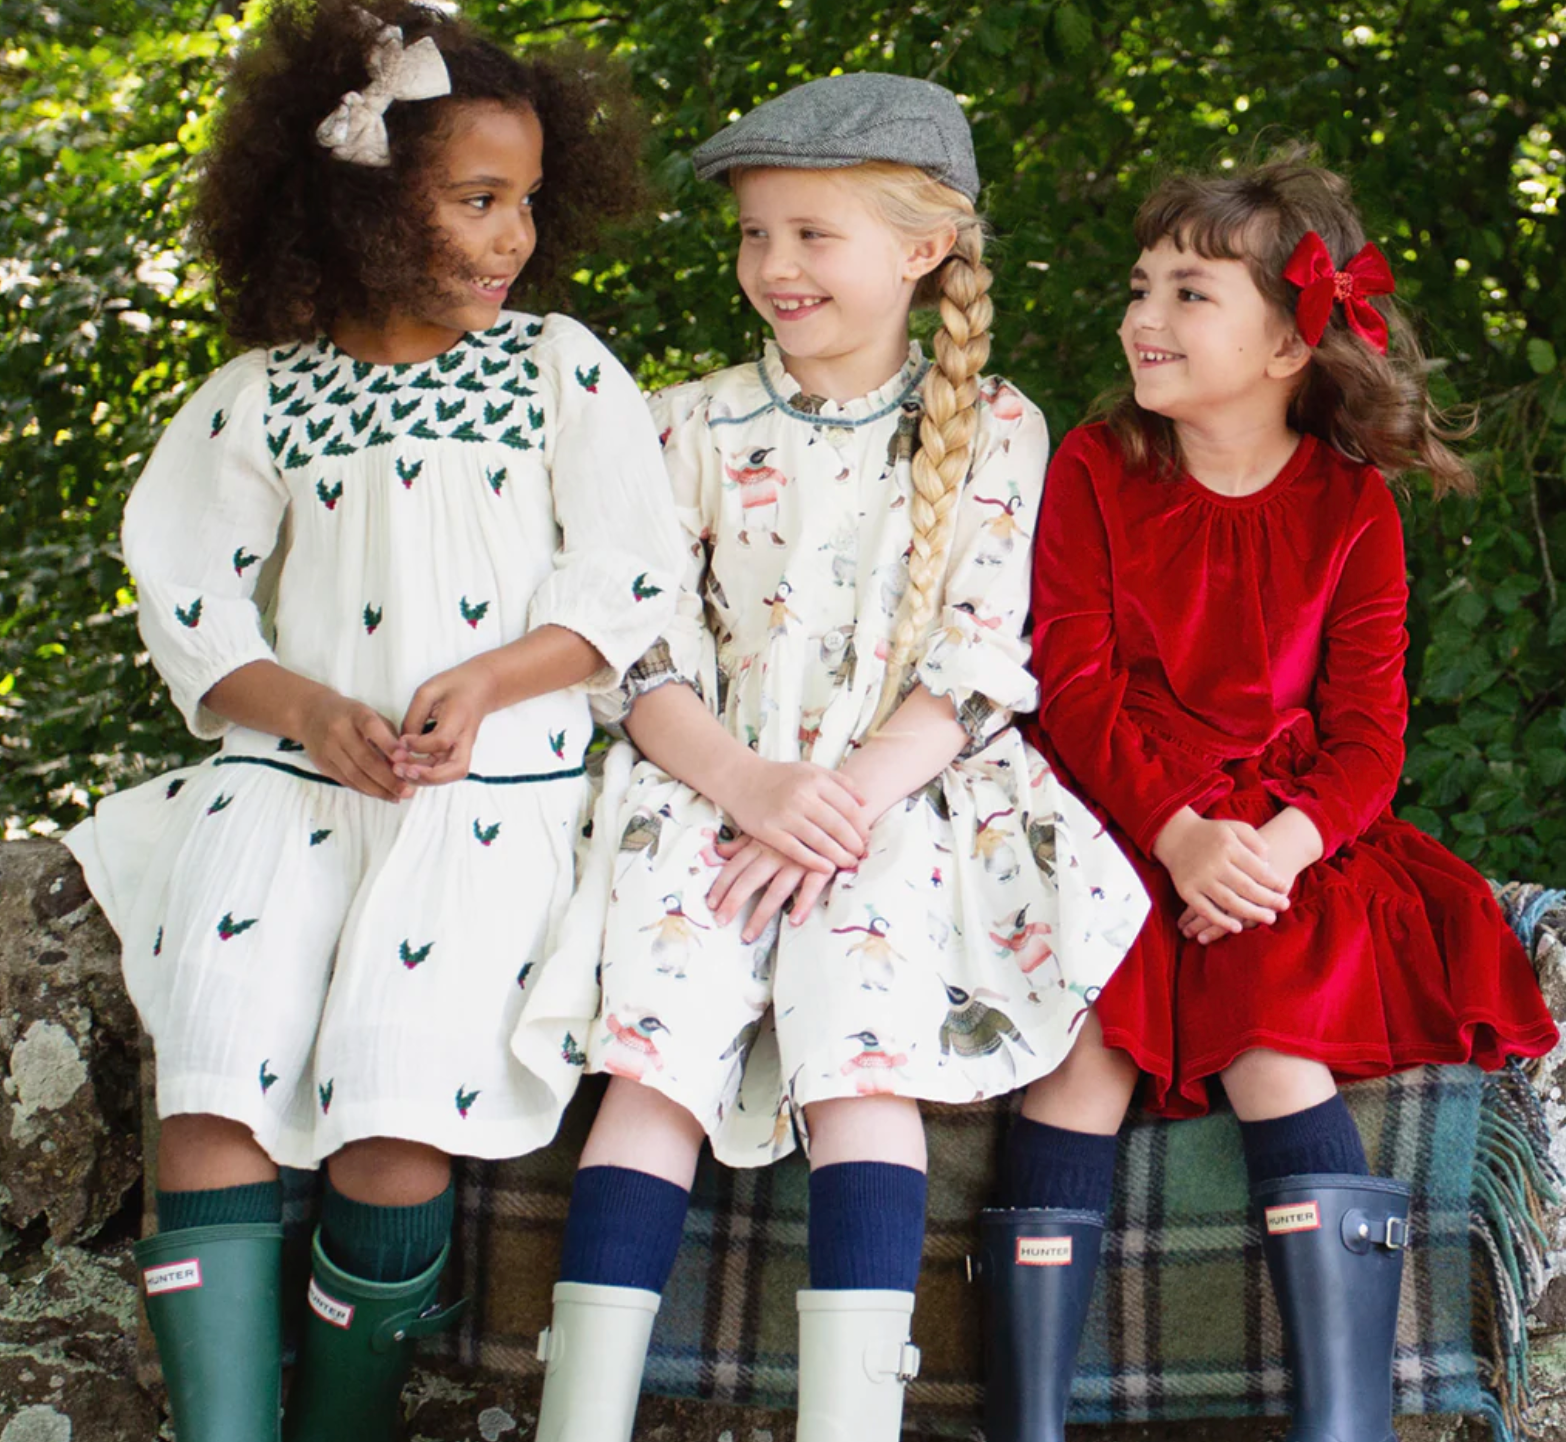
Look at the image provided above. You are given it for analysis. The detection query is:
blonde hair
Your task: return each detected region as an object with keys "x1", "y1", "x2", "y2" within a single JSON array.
[{"x1": 849, "y1": 162, "x2": 994, "y2": 728}]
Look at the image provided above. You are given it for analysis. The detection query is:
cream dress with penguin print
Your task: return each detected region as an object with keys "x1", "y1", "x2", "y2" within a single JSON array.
[
  {"x1": 513, "y1": 343, "x2": 1148, "y2": 1166},
  {"x1": 65, "y1": 313, "x2": 683, "y2": 1169}
]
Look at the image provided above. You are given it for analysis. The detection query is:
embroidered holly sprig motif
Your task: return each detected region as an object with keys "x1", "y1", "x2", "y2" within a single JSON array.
[
  {"x1": 278, "y1": 737, "x2": 305, "y2": 752},
  {"x1": 455, "y1": 1085, "x2": 480, "y2": 1119},
  {"x1": 391, "y1": 397, "x2": 420, "y2": 420},
  {"x1": 316, "y1": 478, "x2": 343, "y2": 510},
  {"x1": 217, "y1": 912, "x2": 257, "y2": 940},
  {"x1": 484, "y1": 400, "x2": 513, "y2": 425},
  {"x1": 527, "y1": 404, "x2": 545, "y2": 430},
  {"x1": 473, "y1": 819, "x2": 501, "y2": 847},
  {"x1": 460, "y1": 596, "x2": 490, "y2": 628},
  {"x1": 561, "y1": 1031, "x2": 587, "y2": 1067},
  {"x1": 549, "y1": 729, "x2": 567, "y2": 760},
  {"x1": 498, "y1": 428, "x2": 533, "y2": 451},
  {"x1": 165, "y1": 778, "x2": 185, "y2": 799},
  {"x1": 517, "y1": 961, "x2": 534, "y2": 989},
  {"x1": 233, "y1": 547, "x2": 260, "y2": 577},
  {"x1": 397, "y1": 458, "x2": 423, "y2": 489},
  {"x1": 174, "y1": 598, "x2": 203, "y2": 629},
  {"x1": 207, "y1": 793, "x2": 233, "y2": 815},
  {"x1": 363, "y1": 604, "x2": 383, "y2": 635},
  {"x1": 309, "y1": 828, "x2": 332, "y2": 846},
  {"x1": 319, "y1": 1079, "x2": 334, "y2": 1114},
  {"x1": 486, "y1": 466, "x2": 506, "y2": 497},
  {"x1": 574, "y1": 364, "x2": 601, "y2": 393},
  {"x1": 400, "y1": 938, "x2": 434, "y2": 969},
  {"x1": 306, "y1": 416, "x2": 332, "y2": 444},
  {"x1": 210, "y1": 410, "x2": 227, "y2": 438},
  {"x1": 259, "y1": 1059, "x2": 278, "y2": 1094},
  {"x1": 153, "y1": 925, "x2": 163, "y2": 956},
  {"x1": 631, "y1": 572, "x2": 662, "y2": 602}
]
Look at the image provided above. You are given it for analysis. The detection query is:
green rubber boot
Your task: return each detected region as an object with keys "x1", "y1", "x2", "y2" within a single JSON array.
[
  {"x1": 134, "y1": 1221, "x2": 285, "y2": 1441},
  {"x1": 281, "y1": 1231, "x2": 464, "y2": 1442}
]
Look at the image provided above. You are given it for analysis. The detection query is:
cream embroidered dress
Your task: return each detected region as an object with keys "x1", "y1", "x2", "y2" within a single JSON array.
[
  {"x1": 65, "y1": 313, "x2": 683, "y2": 1169},
  {"x1": 512, "y1": 344, "x2": 1148, "y2": 1166}
]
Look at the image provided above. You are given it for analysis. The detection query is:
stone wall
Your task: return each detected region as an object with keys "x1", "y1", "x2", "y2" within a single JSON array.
[{"x1": 2, "y1": 837, "x2": 1563, "y2": 1442}]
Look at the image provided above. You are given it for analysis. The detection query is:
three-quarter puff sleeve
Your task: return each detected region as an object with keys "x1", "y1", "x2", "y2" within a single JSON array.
[
  {"x1": 1029, "y1": 431, "x2": 1227, "y2": 852},
  {"x1": 525, "y1": 315, "x2": 682, "y2": 693},
  {"x1": 1262, "y1": 479, "x2": 1408, "y2": 858},
  {"x1": 914, "y1": 380, "x2": 1048, "y2": 744},
  {"x1": 122, "y1": 352, "x2": 288, "y2": 740}
]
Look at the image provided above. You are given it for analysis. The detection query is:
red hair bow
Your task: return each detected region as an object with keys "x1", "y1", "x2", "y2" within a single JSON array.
[{"x1": 1282, "y1": 231, "x2": 1395, "y2": 354}]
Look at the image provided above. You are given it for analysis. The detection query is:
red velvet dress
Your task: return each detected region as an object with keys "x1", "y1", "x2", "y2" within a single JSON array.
[{"x1": 1026, "y1": 423, "x2": 1558, "y2": 1117}]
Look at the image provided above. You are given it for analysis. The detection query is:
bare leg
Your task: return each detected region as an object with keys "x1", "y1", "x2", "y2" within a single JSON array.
[
  {"x1": 1018, "y1": 1010, "x2": 1139, "y2": 1135},
  {"x1": 1220, "y1": 1049, "x2": 1337, "y2": 1122},
  {"x1": 579, "y1": 1077, "x2": 706, "y2": 1189},
  {"x1": 158, "y1": 1113, "x2": 277, "y2": 1191},
  {"x1": 804, "y1": 1095, "x2": 925, "y2": 1170},
  {"x1": 327, "y1": 1137, "x2": 451, "y2": 1206}
]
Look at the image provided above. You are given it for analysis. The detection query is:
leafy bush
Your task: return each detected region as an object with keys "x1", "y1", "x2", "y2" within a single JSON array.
[{"x1": 3, "y1": 0, "x2": 1562, "y2": 882}]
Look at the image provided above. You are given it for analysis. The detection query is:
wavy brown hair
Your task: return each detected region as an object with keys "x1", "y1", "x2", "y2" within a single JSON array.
[
  {"x1": 1100, "y1": 146, "x2": 1476, "y2": 497},
  {"x1": 192, "y1": 0, "x2": 647, "y2": 347}
]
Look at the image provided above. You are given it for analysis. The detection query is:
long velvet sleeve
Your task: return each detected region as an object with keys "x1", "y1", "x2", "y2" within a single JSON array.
[
  {"x1": 1262, "y1": 479, "x2": 1408, "y2": 858},
  {"x1": 1029, "y1": 431, "x2": 1227, "y2": 854}
]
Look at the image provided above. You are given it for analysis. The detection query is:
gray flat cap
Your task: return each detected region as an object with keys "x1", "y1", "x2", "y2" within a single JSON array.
[{"x1": 692, "y1": 72, "x2": 979, "y2": 202}]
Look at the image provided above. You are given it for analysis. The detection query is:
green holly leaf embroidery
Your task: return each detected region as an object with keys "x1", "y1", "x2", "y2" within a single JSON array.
[
  {"x1": 316, "y1": 478, "x2": 343, "y2": 510},
  {"x1": 310, "y1": 368, "x2": 341, "y2": 392},
  {"x1": 517, "y1": 961, "x2": 534, "y2": 989},
  {"x1": 527, "y1": 404, "x2": 545, "y2": 430},
  {"x1": 153, "y1": 925, "x2": 164, "y2": 955},
  {"x1": 274, "y1": 343, "x2": 302, "y2": 362},
  {"x1": 561, "y1": 1031, "x2": 587, "y2": 1067},
  {"x1": 411, "y1": 372, "x2": 443, "y2": 391},
  {"x1": 449, "y1": 420, "x2": 482, "y2": 442},
  {"x1": 400, "y1": 939, "x2": 434, "y2": 969},
  {"x1": 455, "y1": 1085, "x2": 480, "y2": 1118},
  {"x1": 210, "y1": 409, "x2": 227, "y2": 438},
  {"x1": 366, "y1": 424, "x2": 396, "y2": 447},
  {"x1": 325, "y1": 386, "x2": 355, "y2": 407},
  {"x1": 309, "y1": 827, "x2": 332, "y2": 846},
  {"x1": 363, "y1": 603, "x2": 383, "y2": 635},
  {"x1": 396, "y1": 457, "x2": 423, "y2": 488},
  {"x1": 323, "y1": 436, "x2": 357, "y2": 457},
  {"x1": 174, "y1": 597, "x2": 203, "y2": 628},
  {"x1": 522, "y1": 357, "x2": 539, "y2": 380},
  {"x1": 207, "y1": 793, "x2": 233, "y2": 815},
  {"x1": 352, "y1": 360, "x2": 373, "y2": 382},
  {"x1": 501, "y1": 378, "x2": 535, "y2": 398},
  {"x1": 500, "y1": 335, "x2": 525, "y2": 355},
  {"x1": 319, "y1": 1079, "x2": 334, "y2": 1114},
  {"x1": 435, "y1": 397, "x2": 466, "y2": 422},
  {"x1": 283, "y1": 397, "x2": 311, "y2": 417},
  {"x1": 460, "y1": 596, "x2": 490, "y2": 628},
  {"x1": 486, "y1": 466, "x2": 506, "y2": 496},
  {"x1": 349, "y1": 403, "x2": 375, "y2": 435},
  {"x1": 498, "y1": 427, "x2": 532, "y2": 451},
  {"x1": 525, "y1": 321, "x2": 543, "y2": 338},
  {"x1": 575, "y1": 364, "x2": 601, "y2": 393},
  {"x1": 259, "y1": 1059, "x2": 278, "y2": 1093},
  {"x1": 277, "y1": 737, "x2": 305, "y2": 752},
  {"x1": 455, "y1": 371, "x2": 485, "y2": 393},
  {"x1": 549, "y1": 728, "x2": 567, "y2": 759},
  {"x1": 368, "y1": 374, "x2": 399, "y2": 394},
  {"x1": 437, "y1": 350, "x2": 465, "y2": 373},
  {"x1": 269, "y1": 380, "x2": 298, "y2": 404},
  {"x1": 481, "y1": 356, "x2": 508, "y2": 376},
  {"x1": 306, "y1": 415, "x2": 333, "y2": 443},
  {"x1": 391, "y1": 397, "x2": 421, "y2": 421},
  {"x1": 287, "y1": 355, "x2": 320, "y2": 374},
  {"x1": 164, "y1": 778, "x2": 186, "y2": 799},
  {"x1": 265, "y1": 428, "x2": 289, "y2": 459},
  {"x1": 473, "y1": 819, "x2": 501, "y2": 846},
  {"x1": 410, "y1": 419, "x2": 441, "y2": 440},
  {"x1": 217, "y1": 911, "x2": 257, "y2": 940},
  {"x1": 233, "y1": 547, "x2": 260, "y2": 576},
  {"x1": 283, "y1": 444, "x2": 311, "y2": 470},
  {"x1": 631, "y1": 572, "x2": 663, "y2": 602}
]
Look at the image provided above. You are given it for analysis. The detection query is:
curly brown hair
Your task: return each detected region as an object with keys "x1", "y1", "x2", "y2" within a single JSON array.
[
  {"x1": 192, "y1": 0, "x2": 647, "y2": 347},
  {"x1": 1098, "y1": 145, "x2": 1476, "y2": 498}
]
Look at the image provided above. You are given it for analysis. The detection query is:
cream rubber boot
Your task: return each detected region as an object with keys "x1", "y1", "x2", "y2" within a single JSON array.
[
  {"x1": 534, "y1": 1281, "x2": 660, "y2": 1442},
  {"x1": 795, "y1": 1289, "x2": 922, "y2": 1441}
]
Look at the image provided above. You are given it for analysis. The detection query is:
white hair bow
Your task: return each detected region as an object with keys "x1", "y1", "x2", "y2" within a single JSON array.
[{"x1": 315, "y1": 18, "x2": 452, "y2": 168}]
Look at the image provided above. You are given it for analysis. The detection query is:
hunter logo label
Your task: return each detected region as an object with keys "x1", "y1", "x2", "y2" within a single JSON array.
[
  {"x1": 1016, "y1": 1236, "x2": 1073, "y2": 1267},
  {"x1": 1265, "y1": 1201, "x2": 1322, "y2": 1235},
  {"x1": 144, "y1": 1259, "x2": 202, "y2": 1295},
  {"x1": 308, "y1": 1278, "x2": 355, "y2": 1329}
]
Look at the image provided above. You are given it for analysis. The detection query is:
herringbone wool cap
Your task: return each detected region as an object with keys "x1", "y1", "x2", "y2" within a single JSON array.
[{"x1": 692, "y1": 72, "x2": 980, "y2": 201}]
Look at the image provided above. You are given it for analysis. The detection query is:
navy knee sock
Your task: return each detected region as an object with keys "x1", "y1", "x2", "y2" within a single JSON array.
[
  {"x1": 1239, "y1": 1094, "x2": 1369, "y2": 1187},
  {"x1": 1001, "y1": 1115, "x2": 1119, "y2": 1214},
  {"x1": 156, "y1": 1180, "x2": 282, "y2": 1233},
  {"x1": 320, "y1": 1176, "x2": 455, "y2": 1283},
  {"x1": 557, "y1": 1165, "x2": 691, "y2": 1294},
  {"x1": 808, "y1": 1161, "x2": 927, "y2": 1293}
]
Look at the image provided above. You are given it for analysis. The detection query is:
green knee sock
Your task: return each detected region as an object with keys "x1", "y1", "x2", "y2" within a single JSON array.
[
  {"x1": 320, "y1": 1177, "x2": 455, "y2": 1283},
  {"x1": 156, "y1": 1180, "x2": 283, "y2": 1233}
]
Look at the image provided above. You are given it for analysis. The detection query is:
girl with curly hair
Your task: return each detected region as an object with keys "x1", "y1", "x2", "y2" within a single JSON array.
[{"x1": 64, "y1": 3, "x2": 682, "y2": 1437}]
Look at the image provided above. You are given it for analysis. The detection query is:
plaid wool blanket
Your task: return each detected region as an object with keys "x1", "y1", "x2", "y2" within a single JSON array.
[{"x1": 145, "y1": 885, "x2": 1564, "y2": 1436}]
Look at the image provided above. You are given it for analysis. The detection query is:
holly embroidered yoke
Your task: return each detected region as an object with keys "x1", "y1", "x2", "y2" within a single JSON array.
[
  {"x1": 1027, "y1": 423, "x2": 1559, "y2": 1117},
  {"x1": 512, "y1": 345, "x2": 1149, "y2": 1166},
  {"x1": 64, "y1": 313, "x2": 683, "y2": 1168}
]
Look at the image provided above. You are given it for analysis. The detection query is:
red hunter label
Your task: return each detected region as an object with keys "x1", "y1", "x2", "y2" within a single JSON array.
[{"x1": 143, "y1": 1259, "x2": 203, "y2": 1295}]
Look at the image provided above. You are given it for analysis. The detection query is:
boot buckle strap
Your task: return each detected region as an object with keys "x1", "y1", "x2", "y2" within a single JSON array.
[
  {"x1": 1342, "y1": 1208, "x2": 1411, "y2": 1254},
  {"x1": 1384, "y1": 1215, "x2": 1409, "y2": 1250},
  {"x1": 537, "y1": 1324, "x2": 553, "y2": 1363},
  {"x1": 373, "y1": 1296, "x2": 467, "y2": 1351},
  {"x1": 866, "y1": 1340, "x2": 921, "y2": 1383}
]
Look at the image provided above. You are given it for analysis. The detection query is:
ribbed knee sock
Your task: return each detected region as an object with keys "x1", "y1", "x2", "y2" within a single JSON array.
[
  {"x1": 320, "y1": 1176, "x2": 455, "y2": 1283},
  {"x1": 807, "y1": 1161, "x2": 927, "y2": 1293},
  {"x1": 1239, "y1": 1094, "x2": 1369, "y2": 1187},
  {"x1": 557, "y1": 1165, "x2": 692, "y2": 1293},
  {"x1": 1001, "y1": 1115, "x2": 1120, "y2": 1213},
  {"x1": 156, "y1": 1180, "x2": 282, "y2": 1233}
]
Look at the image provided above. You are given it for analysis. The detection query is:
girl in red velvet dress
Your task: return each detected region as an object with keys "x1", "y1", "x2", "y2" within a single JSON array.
[{"x1": 972, "y1": 153, "x2": 1559, "y2": 1442}]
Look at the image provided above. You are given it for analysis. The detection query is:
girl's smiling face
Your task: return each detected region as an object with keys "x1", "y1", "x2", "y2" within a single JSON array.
[
  {"x1": 734, "y1": 167, "x2": 946, "y2": 402},
  {"x1": 1119, "y1": 235, "x2": 1306, "y2": 431}
]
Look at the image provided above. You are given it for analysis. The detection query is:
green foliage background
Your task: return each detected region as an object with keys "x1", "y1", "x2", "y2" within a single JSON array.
[{"x1": 3, "y1": 0, "x2": 1564, "y2": 881}]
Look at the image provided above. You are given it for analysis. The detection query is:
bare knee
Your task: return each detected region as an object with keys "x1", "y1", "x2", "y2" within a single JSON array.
[
  {"x1": 579, "y1": 1077, "x2": 706, "y2": 1188},
  {"x1": 1019, "y1": 1011, "x2": 1138, "y2": 1135},
  {"x1": 805, "y1": 1095, "x2": 925, "y2": 1170},
  {"x1": 157, "y1": 1113, "x2": 277, "y2": 1191},
  {"x1": 327, "y1": 1137, "x2": 451, "y2": 1205},
  {"x1": 1220, "y1": 1049, "x2": 1336, "y2": 1122}
]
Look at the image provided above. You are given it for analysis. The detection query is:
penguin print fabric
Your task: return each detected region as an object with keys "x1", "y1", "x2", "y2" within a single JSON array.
[{"x1": 512, "y1": 343, "x2": 1149, "y2": 1166}]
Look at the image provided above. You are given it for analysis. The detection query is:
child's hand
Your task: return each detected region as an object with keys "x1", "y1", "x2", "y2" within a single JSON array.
[
  {"x1": 298, "y1": 690, "x2": 411, "y2": 802},
  {"x1": 1152, "y1": 807, "x2": 1291, "y2": 938},
  {"x1": 1176, "y1": 807, "x2": 1323, "y2": 944},
  {"x1": 706, "y1": 833, "x2": 836, "y2": 943},
  {"x1": 393, "y1": 659, "x2": 498, "y2": 786},
  {"x1": 722, "y1": 759, "x2": 869, "y2": 874}
]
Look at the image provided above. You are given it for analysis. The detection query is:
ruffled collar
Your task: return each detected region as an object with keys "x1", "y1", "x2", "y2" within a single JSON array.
[{"x1": 757, "y1": 340, "x2": 928, "y2": 425}]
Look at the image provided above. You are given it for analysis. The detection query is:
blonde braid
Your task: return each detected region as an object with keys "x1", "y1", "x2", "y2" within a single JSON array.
[{"x1": 869, "y1": 220, "x2": 993, "y2": 728}]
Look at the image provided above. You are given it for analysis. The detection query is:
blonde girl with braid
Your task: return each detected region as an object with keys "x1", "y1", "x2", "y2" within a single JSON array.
[{"x1": 511, "y1": 74, "x2": 1147, "y2": 1442}]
